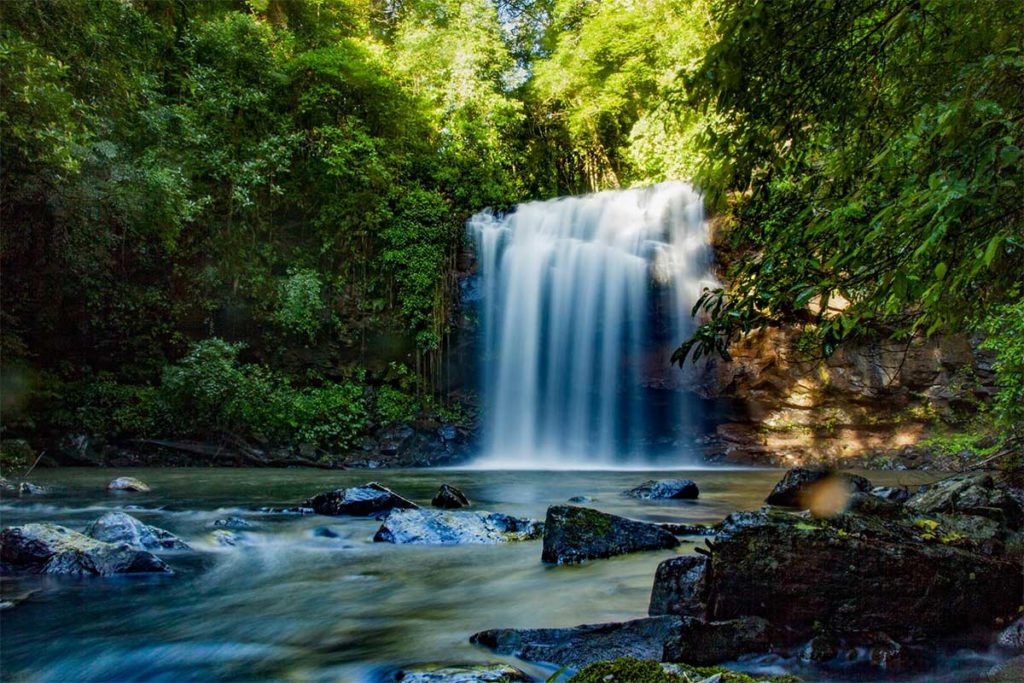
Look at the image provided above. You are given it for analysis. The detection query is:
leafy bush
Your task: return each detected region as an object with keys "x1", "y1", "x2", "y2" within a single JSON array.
[
  {"x1": 274, "y1": 268, "x2": 327, "y2": 342},
  {"x1": 374, "y1": 386, "x2": 420, "y2": 425},
  {"x1": 979, "y1": 301, "x2": 1024, "y2": 434},
  {"x1": 49, "y1": 374, "x2": 158, "y2": 437}
]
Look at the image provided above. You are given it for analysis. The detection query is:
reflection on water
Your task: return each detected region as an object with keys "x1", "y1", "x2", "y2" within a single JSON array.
[{"x1": 0, "y1": 468, "x2": 986, "y2": 682}]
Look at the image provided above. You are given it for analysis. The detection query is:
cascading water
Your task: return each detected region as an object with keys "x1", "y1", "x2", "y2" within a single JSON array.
[{"x1": 467, "y1": 182, "x2": 717, "y2": 468}]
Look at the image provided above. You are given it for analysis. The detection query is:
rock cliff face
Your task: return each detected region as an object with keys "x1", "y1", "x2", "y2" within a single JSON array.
[{"x1": 693, "y1": 325, "x2": 997, "y2": 467}]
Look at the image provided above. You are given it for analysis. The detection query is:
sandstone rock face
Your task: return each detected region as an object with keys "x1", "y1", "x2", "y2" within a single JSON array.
[
  {"x1": 85, "y1": 512, "x2": 190, "y2": 551},
  {"x1": 541, "y1": 506, "x2": 678, "y2": 564},
  {"x1": 1, "y1": 523, "x2": 171, "y2": 575},
  {"x1": 697, "y1": 325, "x2": 997, "y2": 467},
  {"x1": 393, "y1": 663, "x2": 531, "y2": 682},
  {"x1": 648, "y1": 556, "x2": 706, "y2": 617},
  {"x1": 703, "y1": 510, "x2": 1022, "y2": 641},
  {"x1": 305, "y1": 482, "x2": 418, "y2": 516},
  {"x1": 431, "y1": 484, "x2": 470, "y2": 509},
  {"x1": 373, "y1": 509, "x2": 541, "y2": 545},
  {"x1": 624, "y1": 480, "x2": 699, "y2": 500}
]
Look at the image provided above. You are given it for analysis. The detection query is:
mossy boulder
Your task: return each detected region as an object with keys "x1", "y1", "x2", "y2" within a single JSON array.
[
  {"x1": 625, "y1": 480, "x2": 700, "y2": 500},
  {"x1": 0, "y1": 523, "x2": 171, "y2": 575},
  {"x1": 541, "y1": 505, "x2": 678, "y2": 564},
  {"x1": 567, "y1": 657, "x2": 801, "y2": 683},
  {"x1": 703, "y1": 509, "x2": 1022, "y2": 641},
  {"x1": 907, "y1": 474, "x2": 1023, "y2": 529},
  {"x1": 649, "y1": 556, "x2": 706, "y2": 617}
]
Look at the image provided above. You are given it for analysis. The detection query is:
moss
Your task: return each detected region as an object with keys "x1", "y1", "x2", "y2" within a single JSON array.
[
  {"x1": 567, "y1": 658, "x2": 802, "y2": 683},
  {"x1": 0, "y1": 439, "x2": 35, "y2": 475}
]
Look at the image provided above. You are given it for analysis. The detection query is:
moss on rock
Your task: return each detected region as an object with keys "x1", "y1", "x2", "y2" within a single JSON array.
[{"x1": 567, "y1": 658, "x2": 802, "y2": 683}]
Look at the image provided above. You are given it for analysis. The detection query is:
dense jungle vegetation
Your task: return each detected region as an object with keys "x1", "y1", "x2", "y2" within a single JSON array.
[{"x1": 2, "y1": 0, "x2": 1021, "y2": 460}]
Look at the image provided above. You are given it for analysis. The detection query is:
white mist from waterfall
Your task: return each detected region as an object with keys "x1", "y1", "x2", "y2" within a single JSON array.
[{"x1": 468, "y1": 182, "x2": 716, "y2": 469}]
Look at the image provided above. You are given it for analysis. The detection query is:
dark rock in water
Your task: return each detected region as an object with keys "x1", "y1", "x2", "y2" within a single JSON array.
[
  {"x1": 312, "y1": 526, "x2": 342, "y2": 539},
  {"x1": 568, "y1": 495, "x2": 594, "y2": 504},
  {"x1": 624, "y1": 480, "x2": 699, "y2": 500},
  {"x1": 108, "y1": 477, "x2": 151, "y2": 492},
  {"x1": 703, "y1": 509, "x2": 1021, "y2": 641},
  {"x1": 393, "y1": 663, "x2": 530, "y2": 682},
  {"x1": 541, "y1": 505, "x2": 678, "y2": 564},
  {"x1": 871, "y1": 486, "x2": 911, "y2": 504},
  {"x1": 649, "y1": 555, "x2": 706, "y2": 617},
  {"x1": 663, "y1": 616, "x2": 777, "y2": 665},
  {"x1": 846, "y1": 491, "x2": 903, "y2": 517},
  {"x1": 998, "y1": 617, "x2": 1024, "y2": 652},
  {"x1": 801, "y1": 635, "x2": 839, "y2": 662},
  {"x1": 17, "y1": 482, "x2": 48, "y2": 495},
  {"x1": 305, "y1": 482, "x2": 418, "y2": 516},
  {"x1": 373, "y1": 509, "x2": 542, "y2": 545},
  {"x1": 470, "y1": 616, "x2": 682, "y2": 669},
  {"x1": 85, "y1": 512, "x2": 190, "y2": 551},
  {"x1": 257, "y1": 506, "x2": 313, "y2": 515},
  {"x1": 0, "y1": 523, "x2": 171, "y2": 575},
  {"x1": 907, "y1": 474, "x2": 1023, "y2": 529},
  {"x1": 431, "y1": 484, "x2": 470, "y2": 509},
  {"x1": 658, "y1": 522, "x2": 715, "y2": 536},
  {"x1": 213, "y1": 517, "x2": 252, "y2": 529},
  {"x1": 765, "y1": 467, "x2": 871, "y2": 508}
]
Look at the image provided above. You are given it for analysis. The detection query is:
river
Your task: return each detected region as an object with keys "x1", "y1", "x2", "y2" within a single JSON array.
[{"x1": 0, "y1": 467, "x2": 1002, "y2": 682}]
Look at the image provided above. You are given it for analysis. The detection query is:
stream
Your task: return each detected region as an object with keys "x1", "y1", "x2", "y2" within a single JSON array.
[{"x1": 0, "y1": 467, "x2": 1002, "y2": 682}]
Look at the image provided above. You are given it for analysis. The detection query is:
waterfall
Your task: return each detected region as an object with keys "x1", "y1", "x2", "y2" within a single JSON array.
[{"x1": 468, "y1": 182, "x2": 716, "y2": 468}]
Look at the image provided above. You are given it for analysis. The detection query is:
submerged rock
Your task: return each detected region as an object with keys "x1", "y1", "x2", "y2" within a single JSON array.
[
  {"x1": 702, "y1": 509, "x2": 1021, "y2": 641},
  {"x1": 648, "y1": 555, "x2": 706, "y2": 617},
  {"x1": 393, "y1": 663, "x2": 531, "y2": 682},
  {"x1": 108, "y1": 477, "x2": 151, "y2": 493},
  {"x1": 373, "y1": 509, "x2": 541, "y2": 545},
  {"x1": 568, "y1": 495, "x2": 594, "y2": 504},
  {"x1": 85, "y1": 512, "x2": 190, "y2": 551},
  {"x1": 907, "y1": 474, "x2": 1023, "y2": 529},
  {"x1": 0, "y1": 523, "x2": 171, "y2": 575},
  {"x1": 625, "y1": 480, "x2": 700, "y2": 500},
  {"x1": 471, "y1": 616, "x2": 683, "y2": 669},
  {"x1": 764, "y1": 467, "x2": 871, "y2": 508},
  {"x1": 213, "y1": 517, "x2": 252, "y2": 529},
  {"x1": 431, "y1": 484, "x2": 470, "y2": 509},
  {"x1": 541, "y1": 505, "x2": 678, "y2": 564},
  {"x1": 211, "y1": 529, "x2": 242, "y2": 547},
  {"x1": 305, "y1": 482, "x2": 418, "y2": 516}
]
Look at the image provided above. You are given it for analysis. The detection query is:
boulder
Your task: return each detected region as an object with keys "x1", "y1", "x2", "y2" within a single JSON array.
[
  {"x1": 0, "y1": 523, "x2": 171, "y2": 575},
  {"x1": 541, "y1": 506, "x2": 678, "y2": 564},
  {"x1": 568, "y1": 495, "x2": 594, "y2": 504},
  {"x1": 907, "y1": 474, "x2": 1023, "y2": 529},
  {"x1": 211, "y1": 529, "x2": 242, "y2": 547},
  {"x1": 764, "y1": 467, "x2": 871, "y2": 508},
  {"x1": 373, "y1": 509, "x2": 541, "y2": 545},
  {"x1": 649, "y1": 556, "x2": 706, "y2": 617},
  {"x1": 663, "y1": 616, "x2": 778, "y2": 665},
  {"x1": 108, "y1": 477, "x2": 151, "y2": 492},
  {"x1": 801, "y1": 635, "x2": 838, "y2": 663},
  {"x1": 471, "y1": 616, "x2": 683, "y2": 669},
  {"x1": 213, "y1": 517, "x2": 252, "y2": 529},
  {"x1": 85, "y1": 512, "x2": 190, "y2": 551},
  {"x1": 305, "y1": 482, "x2": 418, "y2": 516},
  {"x1": 625, "y1": 480, "x2": 700, "y2": 500},
  {"x1": 998, "y1": 617, "x2": 1024, "y2": 652},
  {"x1": 658, "y1": 523, "x2": 715, "y2": 537},
  {"x1": 431, "y1": 484, "x2": 470, "y2": 509},
  {"x1": 702, "y1": 510, "x2": 1022, "y2": 641},
  {"x1": 846, "y1": 491, "x2": 903, "y2": 518},
  {"x1": 871, "y1": 486, "x2": 911, "y2": 504},
  {"x1": 472, "y1": 615, "x2": 776, "y2": 670},
  {"x1": 393, "y1": 663, "x2": 530, "y2": 682}
]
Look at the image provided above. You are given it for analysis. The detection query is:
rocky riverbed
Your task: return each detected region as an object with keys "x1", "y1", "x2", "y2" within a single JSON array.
[{"x1": 1, "y1": 467, "x2": 1020, "y2": 681}]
